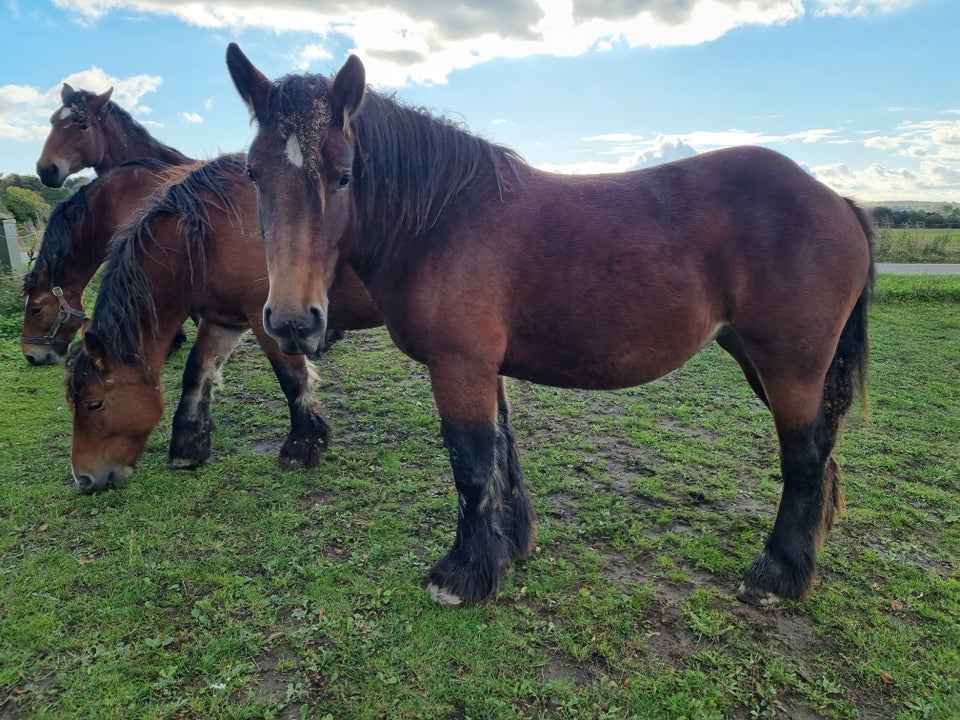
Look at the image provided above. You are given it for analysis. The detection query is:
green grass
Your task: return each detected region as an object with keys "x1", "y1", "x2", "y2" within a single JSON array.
[
  {"x1": 873, "y1": 226, "x2": 960, "y2": 263},
  {"x1": 0, "y1": 271, "x2": 957, "y2": 719}
]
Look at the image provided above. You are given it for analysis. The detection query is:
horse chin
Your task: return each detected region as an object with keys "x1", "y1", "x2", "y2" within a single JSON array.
[{"x1": 275, "y1": 334, "x2": 324, "y2": 357}]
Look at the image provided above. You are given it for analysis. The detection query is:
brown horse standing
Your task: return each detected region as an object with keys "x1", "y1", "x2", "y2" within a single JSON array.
[
  {"x1": 21, "y1": 159, "x2": 176, "y2": 364},
  {"x1": 36, "y1": 84, "x2": 194, "y2": 188},
  {"x1": 228, "y1": 46, "x2": 874, "y2": 608},
  {"x1": 66, "y1": 153, "x2": 382, "y2": 493}
]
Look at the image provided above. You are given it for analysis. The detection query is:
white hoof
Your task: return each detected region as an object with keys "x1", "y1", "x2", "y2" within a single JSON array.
[{"x1": 427, "y1": 583, "x2": 463, "y2": 606}]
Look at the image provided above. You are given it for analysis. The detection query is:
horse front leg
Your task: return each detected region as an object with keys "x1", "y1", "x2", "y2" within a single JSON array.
[
  {"x1": 496, "y1": 376, "x2": 537, "y2": 562},
  {"x1": 252, "y1": 324, "x2": 331, "y2": 469},
  {"x1": 426, "y1": 364, "x2": 535, "y2": 606},
  {"x1": 169, "y1": 321, "x2": 245, "y2": 469}
]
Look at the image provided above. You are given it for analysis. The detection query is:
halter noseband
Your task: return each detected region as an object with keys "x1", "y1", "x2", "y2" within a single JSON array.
[{"x1": 20, "y1": 286, "x2": 86, "y2": 354}]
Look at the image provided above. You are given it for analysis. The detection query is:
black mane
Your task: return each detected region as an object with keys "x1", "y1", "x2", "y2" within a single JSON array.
[
  {"x1": 22, "y1": 182, "x2": 89, "y2": 294},
  {"x1": 64, "y1": 88, "x2": 193, "y2": 166},
  {"x1": 83, "y1": 154, "x2": 245, "y2": 366},
  {"x1": 265, "y1": 73, "x2": 526, "y2": 255}
]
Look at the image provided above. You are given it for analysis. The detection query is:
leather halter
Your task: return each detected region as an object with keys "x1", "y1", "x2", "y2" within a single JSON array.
[{"x1": 20, "y1": 286, "x2": 86, "y2": 353}]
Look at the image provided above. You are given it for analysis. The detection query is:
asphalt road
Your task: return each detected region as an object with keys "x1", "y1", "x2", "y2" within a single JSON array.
[{"x1": 876, "y1": 263, "x2": 960, "y2": 275}]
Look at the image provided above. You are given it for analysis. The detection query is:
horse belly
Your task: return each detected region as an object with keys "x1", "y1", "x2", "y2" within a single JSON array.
[{"x1": 501, "y1": 311, "x2": 719, "y2": 391}]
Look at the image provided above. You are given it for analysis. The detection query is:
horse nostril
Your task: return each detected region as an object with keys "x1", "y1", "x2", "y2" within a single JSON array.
[
  {"x1": 25, "y1": 355, "x2": 39, "y2": 366},
  {"x1": 74, "y1": 474, "x2": 97, "y2": 494}
]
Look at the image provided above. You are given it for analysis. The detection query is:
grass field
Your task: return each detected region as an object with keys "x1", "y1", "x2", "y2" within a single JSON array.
[
  {"x1": 0, "y1": 272, "x2": 957, "y2": 719},
  {"x1": 873, "y1": 226, "x2": 960, "y2": 263}
]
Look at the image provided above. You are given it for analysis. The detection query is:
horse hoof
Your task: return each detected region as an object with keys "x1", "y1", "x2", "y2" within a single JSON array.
[
  {"x1": 736, "y1": 583, "x2": 784, "y2": 609},
  {"x1": 169, "y1": 456, "x2": 203, "y2": 470},
  {"x1": 427, "y1": 583, "x2": 463, "y2": 607}
]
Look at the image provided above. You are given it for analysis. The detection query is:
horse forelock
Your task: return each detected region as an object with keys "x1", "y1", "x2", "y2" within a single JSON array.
[
  {"x1": 60, "y1": 89, "x2": 97, "y2": 124},
  {"x1": 269, "y1": 74, "x2": 333, "y2": 177},
  {"x1": 64, "y1": 342, "x2": 99, "y2": 407}
]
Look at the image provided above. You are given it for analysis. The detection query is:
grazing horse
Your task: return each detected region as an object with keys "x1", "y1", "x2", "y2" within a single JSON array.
[
  {"x1": 21, "y1": 159, "x2": 176, "y2": 365},
  {"x1": 36, "y1": 83, "x2": 193, "y2": 188},
  {"x1": 227, "y1": 45, "x2": 874, "y2": 608},
  {"x1": 66, "y1": 153, "x2": 382, "y2": 493}
]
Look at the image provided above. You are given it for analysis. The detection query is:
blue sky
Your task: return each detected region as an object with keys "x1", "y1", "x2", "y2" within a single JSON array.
[{"x1": 2, "y1": 0, "x2": 957, "y2": 202}]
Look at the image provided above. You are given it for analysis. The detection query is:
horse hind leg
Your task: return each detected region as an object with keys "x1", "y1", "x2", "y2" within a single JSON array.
[
  {"x1": 169, "y1": 321, "x2": 245, "y2": 468},
  {"x1": 737, "y1": 401, "x2": 833, "y2": 607},
  {"x1": 737, "y1": 288, "x2": 870, "y2": 607}
]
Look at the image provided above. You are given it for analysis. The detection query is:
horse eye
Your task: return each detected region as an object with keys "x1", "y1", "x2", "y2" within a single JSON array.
[
  {"x1": 245, "y1": 165, "x2": 258, "y2": 185},
  {"x1": 86, "y1": 399, "x2": 105, "y2": 412},
  {"x1": 337, "y1": 172, "x2": 352, "y2": 190},
  {"x1": 79, "y1": 123, "x2": 89, "y2": 131},
  {"x1": 29, "y1": 306, "x2": 42, "y2": 315}
]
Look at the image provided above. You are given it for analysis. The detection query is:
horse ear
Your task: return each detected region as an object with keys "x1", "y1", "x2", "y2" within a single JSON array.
[
  {"x1": 89, "y1": 88, "x2": 113, "y2": 118},
  {"x1": 61, "y1": 83, "x2": 75, "y2": 102},
  {"x1": 83, "y1": 330, "x2": 111, "y2": 370},
  {"x1": 226, "y1": 42, "x2": 271, "y2": 124},
  {"x1": 330, "y1": 55, "x2": 365, "y2": 132}
]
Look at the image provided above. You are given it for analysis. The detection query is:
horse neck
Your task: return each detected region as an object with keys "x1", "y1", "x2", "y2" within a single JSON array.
[{"x1": 95, "y1": 112, "x2": 193, "y2": 173}]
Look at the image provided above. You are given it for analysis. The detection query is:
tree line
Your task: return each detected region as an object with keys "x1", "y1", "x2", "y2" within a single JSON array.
[
  {"x1": 0, "y1": 173, "x2": 88, "y2": 230},
  {"x1": 870, "y1": 204, "x2": 960, "y2": 229},
  {"x1": 1, "y1": 170, "x2": 958, "y2": 231}
]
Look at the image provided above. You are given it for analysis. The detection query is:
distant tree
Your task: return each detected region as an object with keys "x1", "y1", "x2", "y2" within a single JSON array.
[
  {"x1": 0, "y1": 173, "x2": 80, "y2": 206},
  {"x1": 1, "y1": 186, "x2": 50, "y2": 226},
  {"x1": 871, "y1": 205, "x2": 960, "y2": 229}
]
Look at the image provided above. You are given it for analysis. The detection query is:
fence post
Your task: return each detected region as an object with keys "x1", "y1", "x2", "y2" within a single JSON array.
[{"x1": 1, "y1": 213, "x2": 24, "y2": 273}]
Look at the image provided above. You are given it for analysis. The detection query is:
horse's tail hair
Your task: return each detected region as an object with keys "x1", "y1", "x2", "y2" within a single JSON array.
[
  {"x1": 824, "y1": 199, "x2": 875, "y2": 439},
  {"x1": 817, "y1": 199, "x2": 873, "y2": 520}
]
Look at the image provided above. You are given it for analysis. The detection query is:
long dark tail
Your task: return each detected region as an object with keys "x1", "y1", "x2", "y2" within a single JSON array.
[
  {"x1": 820, "y1": 199, "x2": 875, "y2": 521},
  {"x1": 826, "y1": 199, "x2": 875, "y2": 432}
]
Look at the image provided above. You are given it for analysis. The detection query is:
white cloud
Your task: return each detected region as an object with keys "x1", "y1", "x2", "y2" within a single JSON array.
[
  {"x1": 812, "y1": 0, "x2": 919, "y2": 17},
  {"x1": 810, "y1": 160, "x2": 959, "y2": 201},
  {"x1": 51, "y1": 0, "x2": 807, "y2": 86},
  {"x1": 0, "y1": 67, "x2": 162, "y2": 141},
  {"x1": 180, "y1": 112, "x2": 203, "y2": 123}
]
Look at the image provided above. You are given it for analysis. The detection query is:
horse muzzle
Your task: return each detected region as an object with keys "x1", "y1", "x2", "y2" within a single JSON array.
[
  {"x1": 37, "y1": 161, "x2": 67, "y2": 188},
  {"x1": 262, "y1": 304, "x2": 327, "y2": 356},
  {"x1": 22, "y1": 342, "x2": 68, "y2": 365},
  {"x1": 73, "y1": 466, "x2": 133, "y2": 494}
]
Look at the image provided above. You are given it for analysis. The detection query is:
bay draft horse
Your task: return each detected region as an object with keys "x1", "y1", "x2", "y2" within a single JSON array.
[
  {"x1": 36, "y1": 83, "x2": 194, "y2": 188},
  {"x1": 66, "y1": 153, "x2": 382, "y2": 493},
  {"x1": 21, "y1": 159, "x2": 177, "y2": 365},
  {"x1": 227, "y1": 45, "x2": 874, "y2": 609}
]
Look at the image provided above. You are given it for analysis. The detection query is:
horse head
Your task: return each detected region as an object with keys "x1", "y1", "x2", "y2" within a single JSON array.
[
  {"x1": 66, "y1": 330, "x2": 163, "y2": 493},
  {"x1": 227, "y1": 43, "x2": 364, "y2": 356},
  {"x1": 36, "y1": 84, "x2": 114, "y2": 188}
]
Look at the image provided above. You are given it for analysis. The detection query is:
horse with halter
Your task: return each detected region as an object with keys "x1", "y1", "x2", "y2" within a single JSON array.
[
  {"x1": 66, "y1": 153, "x2": 382, "y2": 493},
  {"x1": 21, "y1": 159, "x2": 177, "y2": 365},
  {"x1": 227, "y1": 45, "x2": 874, "y2": 609},
  {"x1": 36, "y1": 83, "x2": 194, "y2": 188}
]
